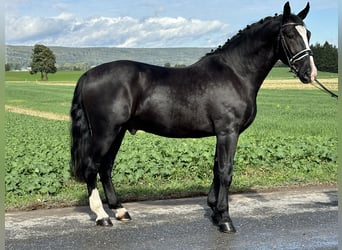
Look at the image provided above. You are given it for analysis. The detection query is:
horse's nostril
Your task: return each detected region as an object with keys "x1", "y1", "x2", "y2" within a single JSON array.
[{"x1": 301, "y1": 74, "x2": 311, "y2": 83}]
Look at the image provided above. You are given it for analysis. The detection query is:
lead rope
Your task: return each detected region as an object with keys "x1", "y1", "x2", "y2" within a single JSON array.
[{"x1": 311, "y1": 78, "x2": 338, "y2": 99}]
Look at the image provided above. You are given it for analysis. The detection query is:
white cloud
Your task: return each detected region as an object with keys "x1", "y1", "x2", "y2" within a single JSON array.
[
  {"x1": 6, "y1": 15, "x2": 68, "y2": 43},
  {"x1": 5, "y1": 14, "x2": 230, "y2": 47},
  {"x1": 55, "y1": 12, "x2": 74, "y2": 20},
  {"x1": 53, "y1": 2, "x2": 70, "y2": 12}
]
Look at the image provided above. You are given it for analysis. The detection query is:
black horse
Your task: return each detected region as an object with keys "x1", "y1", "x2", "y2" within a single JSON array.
[{"x1": 70, "y1": 2, "x2": 317, "y2": 233}]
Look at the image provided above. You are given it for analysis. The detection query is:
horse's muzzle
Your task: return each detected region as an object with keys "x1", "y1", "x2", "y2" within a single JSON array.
[
  {"x1": 298, "y1": 57, "x2": 317, "y2": 84},
  {"x1": 299, "y1": 70, "x2": 312, "y2": 84}
]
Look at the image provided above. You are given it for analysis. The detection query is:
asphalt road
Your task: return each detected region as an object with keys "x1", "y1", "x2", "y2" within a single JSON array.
[{"x1": 5, "y1": 187, "x2": 337, "y2": 250}]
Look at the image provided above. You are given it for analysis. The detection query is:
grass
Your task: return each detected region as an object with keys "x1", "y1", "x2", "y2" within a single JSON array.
[
  {"x1": 253, "y1": 90, "x2": 337, "y2": 137},
  {"x1": 266, "y1": 67, "x2": 337, "y2": 79},
  {"x1": 5, "y1": 82, "x2": 75, "y2": 115},
  {"x1": 5, "y1": 67, "x2": 338, "y2": 82},
  {"x1": 5, "y1": 70, "x2": 84, "y2": 82},
  {"x1": 4, "y1": 82, "x2": 338, "y2": 136},
  {"x1": 4, "y1": 73, "x2": 338, "y2": 210}
]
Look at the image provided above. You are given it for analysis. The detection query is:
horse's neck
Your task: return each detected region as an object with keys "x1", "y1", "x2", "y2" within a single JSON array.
[
  {"x1": 235, "y1": 42, "x2": 277, "y2": 83},
  {"x1": 220, "y1": 23, "x2": 280, "y2": 90}
]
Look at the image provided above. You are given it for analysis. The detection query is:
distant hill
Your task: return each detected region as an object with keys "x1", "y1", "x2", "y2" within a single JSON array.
[{"x1": 5, "y1": 45, "x2": 212, "y2": 70}]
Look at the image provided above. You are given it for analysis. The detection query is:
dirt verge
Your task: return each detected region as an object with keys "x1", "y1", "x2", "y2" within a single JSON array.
[
  {"x1": 5, "y1": 105, "x2": 69, "y2": 121},
  {"x1": 262, "y1": 78, "x2": 338, "y2": 90}
]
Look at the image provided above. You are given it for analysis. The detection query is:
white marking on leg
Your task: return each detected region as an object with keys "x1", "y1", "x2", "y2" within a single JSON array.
[
  {"x1": 89, "y1": 188, "x2": 109, "y2": 222},
  {"x1": 115, "y1": 207, "x2": 129, "y2": 220},
  {"x1": 295, "y1": 25, "x2": 317, "y2": 81}
]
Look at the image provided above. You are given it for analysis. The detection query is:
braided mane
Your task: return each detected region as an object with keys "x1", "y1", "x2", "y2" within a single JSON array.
[{"x1": 206, "y1": 14, "x2": 281, "y2": 56}]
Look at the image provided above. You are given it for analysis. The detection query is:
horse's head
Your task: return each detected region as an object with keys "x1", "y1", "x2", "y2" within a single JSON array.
[{"x1": 278, "y1": 2, "x2": 317, "y2": 83}]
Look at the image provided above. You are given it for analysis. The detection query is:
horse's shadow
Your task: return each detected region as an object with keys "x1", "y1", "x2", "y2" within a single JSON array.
[{"x1": 71, "y1": 190, "x2": 272, "y2": 227}]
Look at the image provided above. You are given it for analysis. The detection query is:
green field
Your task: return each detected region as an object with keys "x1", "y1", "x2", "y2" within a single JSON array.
[
  {"x1": 5, "y1": 67, "x2": 338, "y2": 82},
  {"x1": 5, "y1": 70, "x2": 83, "y2": 82},
  {"x1": 5, "y1": 82, "x2": 74, "y2": 115},
  {"x1": 4, "y1": 73, "x2": 338, "y2": 210}
]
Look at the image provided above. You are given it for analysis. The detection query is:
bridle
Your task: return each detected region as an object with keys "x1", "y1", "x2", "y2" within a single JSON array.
[
  {"x1": 279, "y1": 22, "x2": 313, "y2": 75},
  {"x1": 279, "y1": 23, "x2": 338, "y2": 99}
]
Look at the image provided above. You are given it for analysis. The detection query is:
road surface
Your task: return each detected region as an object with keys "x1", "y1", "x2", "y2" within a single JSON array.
[{"x1": 5, "y1": 187, "x2": 337, "y2": 249}]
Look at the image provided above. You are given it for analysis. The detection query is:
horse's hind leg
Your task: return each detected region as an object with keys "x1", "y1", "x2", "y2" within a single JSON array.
[
  {"x1": 85, "y1": 132, "x2": 122, "y2": 226},
  {"x1": 85, "y1": 158, "x2": 113, "y2": 226},
  {"x1": 99, "y1": 128, "x2": 132, "y2": 222}
]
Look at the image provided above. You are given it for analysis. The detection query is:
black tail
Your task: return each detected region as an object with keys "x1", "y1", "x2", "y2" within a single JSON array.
[{"x1": 70, "y1": 76, "x2": 92, "y2": 182}]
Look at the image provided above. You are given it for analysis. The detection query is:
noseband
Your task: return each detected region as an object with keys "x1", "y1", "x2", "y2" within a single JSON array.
[{"x1": 279, "y1": 23, "x2": 313, "y2": 74}]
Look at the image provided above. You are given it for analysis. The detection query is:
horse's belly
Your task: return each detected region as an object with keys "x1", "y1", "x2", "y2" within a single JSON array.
[{"x1": 127, "y1": 116, "x2": 214, "y2": 138}]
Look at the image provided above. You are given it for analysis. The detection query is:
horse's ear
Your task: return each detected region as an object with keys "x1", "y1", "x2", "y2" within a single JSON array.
[
  {"x1": 282, "y1": 2, "x2": 291, "y2": 23},
  {"x1": 297, "y1": 2, "x2": 310, "y2": 20}
]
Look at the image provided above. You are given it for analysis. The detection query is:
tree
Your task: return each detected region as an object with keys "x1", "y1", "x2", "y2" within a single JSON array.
[
  {"x1": 30, "y1": 44, "x2": 57, "y2": 80},
  {"x1": 5, "y1": 63, "x2": 11, "y2": 71}
]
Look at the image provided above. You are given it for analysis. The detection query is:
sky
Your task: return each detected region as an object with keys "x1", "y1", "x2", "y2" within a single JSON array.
[{"x1": 5, "y1": 0, "x2": 338, "y2": 48}]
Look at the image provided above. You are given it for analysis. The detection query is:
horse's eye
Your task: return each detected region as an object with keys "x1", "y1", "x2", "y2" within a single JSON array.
[
  {"x1": 307, "y1": 30, "x2": 311, "y2": 40},
  {"x1": 285, "y1": 32, "x2": 295, "y2": 39}
]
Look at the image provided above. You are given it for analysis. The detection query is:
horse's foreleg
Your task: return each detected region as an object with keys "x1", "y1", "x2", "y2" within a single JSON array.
[
  {"x1": 99, "y1": 129, "x2": 132, "y2": 222},
  {"x1": 212, "y1": 131, "x2": 239, "y2": 233},
  {"x1": 207, "y1": 150, "x2": 220, "y2": 223}
]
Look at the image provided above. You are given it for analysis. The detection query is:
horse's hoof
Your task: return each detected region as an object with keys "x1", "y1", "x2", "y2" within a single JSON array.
[
  {"x1": 96, "y1": 217, "x2": 113, "y2": 226},
  {"x1": 115, "y1": 208, "x2": 132, "y2": 222},
  {"x1": 219, "y1": 222, "x2": 236, "y2": 233},
  {"x1": 118, "y1": 212, "x2": 132, "y2": 222}
]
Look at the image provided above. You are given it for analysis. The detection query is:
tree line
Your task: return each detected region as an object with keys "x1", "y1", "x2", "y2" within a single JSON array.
[{"x1": 310, "y1": 42, "x2": 338, "y2": 73}]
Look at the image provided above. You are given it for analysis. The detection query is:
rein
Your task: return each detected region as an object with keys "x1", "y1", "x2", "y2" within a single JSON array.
[{"x1": 311, "y1": 78, "x2": 339, "y2": 99}]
